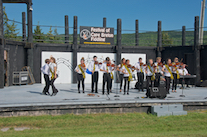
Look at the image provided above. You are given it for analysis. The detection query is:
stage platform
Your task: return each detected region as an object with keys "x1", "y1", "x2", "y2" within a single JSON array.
[{"x1": 0, "y1": 83, "x2": 207, "y2": 117}]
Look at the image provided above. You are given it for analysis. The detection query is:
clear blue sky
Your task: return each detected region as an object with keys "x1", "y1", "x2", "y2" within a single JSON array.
[{"x1": 3, "y1": 0, "x2": 204, "y2": 34}]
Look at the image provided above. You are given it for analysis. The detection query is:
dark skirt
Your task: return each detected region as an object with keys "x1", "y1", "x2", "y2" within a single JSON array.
[{"x1": 77, "y1": 73, "x2": 84, "y2": 81}]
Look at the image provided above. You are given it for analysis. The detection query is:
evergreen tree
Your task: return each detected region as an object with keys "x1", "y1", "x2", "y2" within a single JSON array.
[
  {"x1": 3, "y1": 7, "x2": 19, "y2": 39},
  {"x1": 34, "y1": 22, "x2": 44, "y2": 43},
  {"x1": 47, "y1": 26, "x2": 54, "y2": 43},
  {"x1": 53, "y1": 27, "x2": 60, "y2": 43},
  {"x1": 162, "y1": 32, "x2": 173, "y2": 46}
]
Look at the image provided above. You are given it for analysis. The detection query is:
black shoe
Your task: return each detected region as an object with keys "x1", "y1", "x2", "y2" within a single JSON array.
[
  {"x1": 46, "y1": 92, "x2": 50, "y2": 95},
  {"x1": 78, "y1": 91, "x2": 80, "y2": 94},
  {"x1": 83, "y1": 91, "x2": 85, "y2": 93},
  {"x1": 91, "y1": 91, "x2": 94, "y2": 93},
  {"x1": 127, "y1": 92, "x2": 129, "y2": 95},
  {"x1": 102, "y1": 92, "x2": 104, "y2": 95},
  {"x1": 42, "y1": 92, "x2": 47, "y2": 95},
  {"x1": 51, "y1": 92, "x2": 57, "y2": 96},
  {"x1": 123, "y1": 92, "x2": 126, "y2": 95},
  {"x1": 95, "y1": 91, "x2": 98, "y2": 93}
]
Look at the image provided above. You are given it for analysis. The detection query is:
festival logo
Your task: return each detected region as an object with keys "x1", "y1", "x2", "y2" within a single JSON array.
[{"x1": 80, "y1": 29, "x2": 91, "y2": 40}]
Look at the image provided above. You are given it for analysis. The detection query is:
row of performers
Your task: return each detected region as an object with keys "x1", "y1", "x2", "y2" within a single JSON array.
[{"x1": 75, "y1": 56, "x2": 190, "y2": 97}]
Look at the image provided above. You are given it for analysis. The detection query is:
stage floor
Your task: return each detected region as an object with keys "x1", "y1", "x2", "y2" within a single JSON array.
[{"x1": 0, "y1": 83, "x2": 207, "y2": 108}]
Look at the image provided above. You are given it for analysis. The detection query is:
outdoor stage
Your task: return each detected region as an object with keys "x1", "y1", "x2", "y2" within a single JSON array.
[{"x1": 0, "y1": 83, "x2": 207, "y2": 117}]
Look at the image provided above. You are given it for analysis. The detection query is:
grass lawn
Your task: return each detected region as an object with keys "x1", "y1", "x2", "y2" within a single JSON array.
[{"x1": 0, "y1": 111, "x2": 207, "y2": 137}]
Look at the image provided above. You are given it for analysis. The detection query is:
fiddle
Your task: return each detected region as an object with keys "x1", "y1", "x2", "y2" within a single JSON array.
[
  {"x1": 107, "y1": 63, "x2": 111, "y2": 66},
  {"x1": 140, "y1": 62, "x2": 147, "y2": 66},
  {"x1": 95, "y1": 61, "x2": 102, "y2": 65}
]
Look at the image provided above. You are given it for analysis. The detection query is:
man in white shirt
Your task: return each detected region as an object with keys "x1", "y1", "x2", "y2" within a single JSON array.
[
  {"x1": 134, "y1": 57, "x2": 145, "y2": 91},
  {"x1": 145, "y1": 59, "x2": 155, "y2": 97},
  {"x1": 179, "y1": 64, "x2": 191, "y2": 88},
  {"x1": 100, "y1": 57, "x2": 112, "y2": 95},
  {"x1": 41, "y1": 59, "x2": 50, "y2": 95},
  {"x1": 88, "y1": 56, "x2": 100, "y2": 93}
]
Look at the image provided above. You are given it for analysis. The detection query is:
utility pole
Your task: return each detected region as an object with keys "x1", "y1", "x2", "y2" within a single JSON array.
[{"x1": 199, "y1": 0, "x2": 205, "y2": 45}]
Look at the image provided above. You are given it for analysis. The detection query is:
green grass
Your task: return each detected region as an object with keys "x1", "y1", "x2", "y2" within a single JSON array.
[{"x1": 1, "y1": 111, "x2": 207, "y2": 137}]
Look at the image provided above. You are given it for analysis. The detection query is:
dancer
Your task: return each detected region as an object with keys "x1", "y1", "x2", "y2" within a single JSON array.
[
  {"x1": 117, "y1": 58, "x2": 126, "y2": 92},
  {"x1": 88, "y1": 56, "x2": 100, "y2": 93},
  {"x1": 41, "y1": 59, "x2": 50, "y2": 95},
  {"x1": 75, "y1": 57, "x2": 86, "y2": 93},
  {"x1": 50, "y1": 57, "x2": 59, "y2": 96},
  {"x1": 122, "y1": 59, "x2": 132, "y2": 95}
]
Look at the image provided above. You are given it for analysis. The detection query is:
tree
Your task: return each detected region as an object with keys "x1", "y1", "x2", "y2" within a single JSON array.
[
  {"x1": 3, "y1": 7, "x2": 19, "y2": 39},
  {"x1": 162, "y1": 32, "x2": 173, "y2": 46},
  {"x1": 47, "y1": 26, "x2": 54, "y2": 43},
  {"x1": 34, "y1": 22, "x2": 44, "y2": 43},
  {"x1": 53, "y1": 27, "x2": 60, "y2": 43}
]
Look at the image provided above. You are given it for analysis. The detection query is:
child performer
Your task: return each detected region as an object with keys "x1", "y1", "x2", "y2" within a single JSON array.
[
  {"x1": 75, "y1": 57, "x2": 86, "y2": 93},
  {"x1": 41, "y1": 59, "x2": 50, "y2": 95}
]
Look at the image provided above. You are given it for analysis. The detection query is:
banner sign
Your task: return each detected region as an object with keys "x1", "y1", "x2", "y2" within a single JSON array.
[{"x1": 80, "y1": 26, "x2": 114, "y2": 45}]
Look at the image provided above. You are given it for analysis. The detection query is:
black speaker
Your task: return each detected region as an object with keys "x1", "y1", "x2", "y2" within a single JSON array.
[{"x1": 149, "y1": 87, "x2": 167, "y2": 99}]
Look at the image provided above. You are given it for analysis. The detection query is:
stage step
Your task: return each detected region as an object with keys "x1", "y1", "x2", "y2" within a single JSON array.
[{"x1": 151, "y1": 104, "x2": 187, "y2": 117}]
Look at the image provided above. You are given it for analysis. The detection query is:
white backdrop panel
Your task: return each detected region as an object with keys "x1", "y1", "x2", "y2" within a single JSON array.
[
  {"x1": 121, "y1": 53, "x2": 146, "y2": 83},
  {"x1": 41, "y1": 52, "x2": 72, "y2": 84},
  {"x1": 77, "y1": 52, "x2": 115, "y2": 84}
]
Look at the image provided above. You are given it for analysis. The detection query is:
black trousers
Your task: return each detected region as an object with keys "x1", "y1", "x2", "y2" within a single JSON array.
[
  {"x1": 110, "y1": 78, "x2": 113, "y2": 90},
  {"x1": 172, "y1": 73, "x2": 178, "y2": 90},
  {"x1": 124, "y1": 77, "x2": 130, "y2": 93},
  {"x1": 77, "y1": 73, "x2": 85, "y2": 91},
  {"x1": 137, "y1": 72, "x2": 144, "y2": 91},
  {"x1": 43, "y1": 74, "x2": 50, "y2": 93},
  {"x1": 102, "y1": 73, "x2": 111, "y2": 94},
  {"x1": 165, "y1": 76, "x2": 171, "y2": 93},
  {"x1": 92, "y1": 71, "x2": 99, "y2": 92},
  {"x1": 119, "y1": 74, "x2": 124, "y2": 90},
  {"x1": 146, "y1": 76, "x2": 152, "y2": 97},
  {"x1": 51, "y1": 78, "x2": 58, "y2": 93},
  {"x1": 154, "y1": 73, "x2": 161, "y2": 87}
]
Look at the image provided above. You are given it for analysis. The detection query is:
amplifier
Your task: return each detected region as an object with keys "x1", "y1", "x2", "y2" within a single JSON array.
[{"x1": 149, "y1": 87, "x2": 167, "y2": 99}]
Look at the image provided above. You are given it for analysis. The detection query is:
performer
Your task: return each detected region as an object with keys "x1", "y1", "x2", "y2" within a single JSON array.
[
  {"x1": 108, "y1": 60, "x2": 115, "y2": 93},
  {"x1": 172, "y1": 57, "x2": 180, "y2": 92},
  {"x1": 134, "y1": 57, "x2": 145, "y2": 91},
  {"x1": 145, "y1": 59, "x2": 155, "y2": 98},
  {"x1": 50, "y1": 57, "x2": 59, "y2": 96},
  {"x1": 179, "y1": 64, "x2": 191, "y2": 88},
  {"x1": 154, "y1": 57, "x2": 163, "y2": 87},
  {"x1": 117, "y1": 58, "x2": 126, "y2": 92},
  {"x1": 88, "y1": 56, "x2": 100, "y2": 93},
  {"x1": 122, "y1": 59, "x2": 132, "y2": 95},
  {"x1": 75, "y1": 57, "x2": 86, "y2": 93},
  {"x1": 100, "y1": 57, "x2": 112, "y2": 95},
  {"x1": 162, "y1": 58, "x2": 174, "y2": 94},
  {"x1": 41, "y1": 59, "x2": 50, "y2": 95}
]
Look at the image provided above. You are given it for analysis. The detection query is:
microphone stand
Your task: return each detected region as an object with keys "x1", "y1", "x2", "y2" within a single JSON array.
[
  {"x1": 180, "y1": 75, "x2": 185, "y2": 97},
  {"x1": 114, "y1": 70, "x2": 120, "y2": 100}
]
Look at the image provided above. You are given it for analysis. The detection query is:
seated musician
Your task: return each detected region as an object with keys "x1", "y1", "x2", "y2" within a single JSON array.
[{"x1": 178, "y1": 64, "x2": 191, "y2": 88}]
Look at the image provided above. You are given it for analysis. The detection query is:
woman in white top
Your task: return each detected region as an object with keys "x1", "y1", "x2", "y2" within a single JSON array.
[
  {"x1": 75, "y1": 57, "x2": 86, "y2": 93},
  {"x1": 122, "y1": 59, "x2": 132, "y2": 95},
  {"x1": 50, "y1": 57, "x2": 58, "y2": 96},
  {"x1": 117, "y1": 58, "x2": 126, "y2": 92}
]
